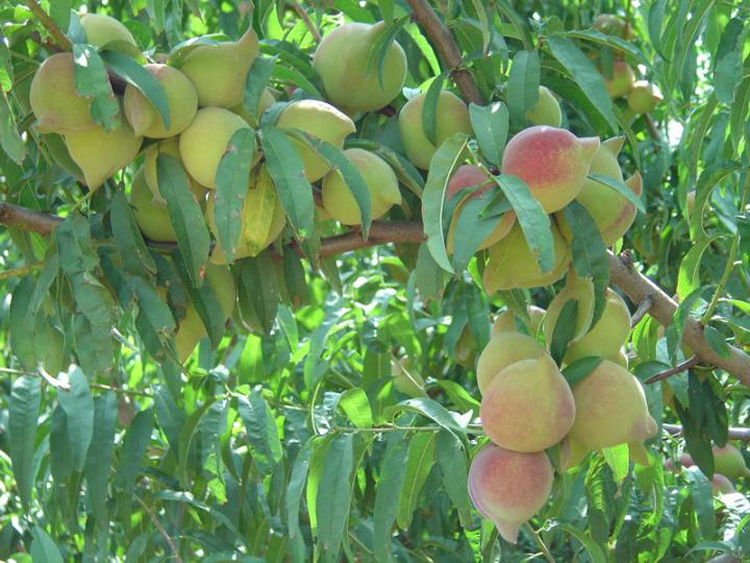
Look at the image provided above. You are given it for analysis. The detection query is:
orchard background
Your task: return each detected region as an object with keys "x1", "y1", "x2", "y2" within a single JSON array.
[{"x1": 1, "y1": 0, "x2": 750, "y2": 561}]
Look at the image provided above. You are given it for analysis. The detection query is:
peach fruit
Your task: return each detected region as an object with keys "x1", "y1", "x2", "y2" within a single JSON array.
[
  {"x1": 525, "y1": 86, "x2": 562, "y2": 127},
  {"x1": 476, "y1": 331, "x2": 549, "y2": 394}
]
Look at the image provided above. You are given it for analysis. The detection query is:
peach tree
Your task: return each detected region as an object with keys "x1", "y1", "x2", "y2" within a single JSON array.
[{"x1": 0, "y1": 0, "x2": 749, "y2": 561}]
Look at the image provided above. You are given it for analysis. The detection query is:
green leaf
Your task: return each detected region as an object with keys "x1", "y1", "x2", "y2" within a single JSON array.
[
  {"x1": 10, "y1": 278, "x2": 38, "y2": 369},
  {"x1": 237, "y1": 392, "x2": 283, "y2": 475},
  {"x1": 49, "y1": 0, "x2": 71, "y2": 35},
  {"x1": 666, "y1": 286, "x2": 704, "y2": 365},
  {"x1": 543, "y1": 520, "x2": 607, "y2": 563},
  {"x1": 85, "y1": 392, "x2": 117, "y2": 522},
  {"x1": 373, "y1": 434, "x2": 409, "y2": 561},
  {"x1": 469, "y1": 101, "x2": 508, "y2": 166},
  {"x1": 415, "y1": 242, "x2": 445, "y2": 302},
  {"x1": 238, "y1": 252, "x2": 280, "y2": 335},
  {"x1": 337, "y1": 388, "x2": 373, "y2": 429},
  {"x1": 704, "y1": 326, "x2": 730, "y2": 358},
  {"x1": 30, "y1": 526, "x2": 64, "y2": 563},
  {"x1": 157, "y1": 154, "x2": 210, "y2": 287},
  {"x1": 316, "y1": 433, "x2": 354, "y2": 563},
  {"x1": 562, "y1": 356, "x2": 603, "y2": 387},
  {"x1": 243, "y1": 56, "x2": 276, "y2": 126},
  {"x1": 384, "y1": 398, "x2": 468, "y2": 449},
  {"x1": 287, "y1": 441, "x2": 312, "y2": 563},
  {"x1": 436, "y1": 430, "x2": 472, "y2": 524},
  {"x1": 422, "y1": 133, "x2": 470, "y2": 272},
  {"x1": 49, "y1": 406, "x2": 74, "y2": 482},
  {"x1": 110, "y1": 189, "x2": 157, "y2": 277},
  {"x1": 214, "y1": 127, "x2": 257, "y2": 263},
  {"x1": 685, "y1": 467, "x2": 716, "y2": 539},
  {"x1": 57, "y1": 366, "x2": 94, "y2": 471},
  {"x1": 101, "y1": 50, "x2": 170, "y2": 130},
  {"x1": 492, "y1": 174, "x2": 553, "y2": 272},
  {"x1": 9, "y1": 376, "x2": 41, "y2": 508},
  {"x1": 451, "y1": 192, "x2": 509, "y2": 273},
  {"x1": 550, "y1": 300, "x2": 578, "y2": 365},
  {"x1": 547, "y1": 34, "x2": 618, "y2": 132},
  {"x1": 676, "y1": 235, "x2": 725, "y2": 300},
  {"x1": 397, "y1": 432, "x2": 436, "y2": 529},
  {"x1": 507, "y1": 50, "x2": 540, "y2": 122},
  {"x1": 587, "y1": 173, "x2": 645, "y2": 213},
  {"x1": 72, "y1": 44, "x2": 119, "y2": 130},
  {"x1": 127, "y1": 274, "x2": 176, "y2": 335},
  {"x1": 422, "y1": 73, "x2": 445, "y2": 145},
  {"x1": 0, "y1": 92, "x2": 25, "y2": 164},
  {"x1": 177, "y1": 398, "x2": 216, "y2": 488},
  {"x1": 365, "y1": 16, "x2": 408, "y2": 90},
  {"x1": 261, "y1": 126, "x2": 314, "y2": 239},
  {"x1": 115, "y1": 409, "x2": 154, "y2": 493},
  {"x1": 602, "y1": 443, "x2": 629, "y2": 483}
]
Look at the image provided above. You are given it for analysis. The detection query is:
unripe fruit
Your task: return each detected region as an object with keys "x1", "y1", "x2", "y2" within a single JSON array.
[
  {"x1": 446, "y1": 165, "x2": 515, "y2": 253},
  {"x1": 313, "y1": 21, "x2": 407, "y2": 113},
  {"x1": 179, "y1": 107, "x2": 251, "y2": 189},
  {"x1": 711, "y1": 473, "x2": 735, "y2": 495},
  {"x1": 144, "y1": 138, "x2": 207, "y2": 204},
  {"x1": 712, "y1": 445, "x2": 750, "y2": 481},
  {"x1": 230, "y1": 88, "x2": 276, "y2": 126},
  {"x1": 612, "y1": 347, "x2": 629, "y2": 369},
  {"x1": 276, "y1": 100, "x2": 356, "y2": 182},
  {"x1": 483, "y1": 222, "x2": 571, "y2": 292},
  {"x1": 568, "y1": 360, "x2": 657, "y2": 452},
  {"x1": 30, "y1": 53, "x2": 95, "y2": 134},
  {"x1": 476, "y1": 331, "x2": 549, "y2": 394},
  {"x1": 79, "y1": 13, "x2": 137, "y2": 49},
  {"x1": 604, "y1": 61, "x2": 635, "y2": 99},
  {"x1": 560, "y1": 436, "x2": 590, "y2": 471},
  {"x1": 564, "y1": 289, "x2": 631, "y2": 364},
  {"x1": 64, "y1": 115, "x2": 143, "y2": 190},
  {"x1": 206, "y1": 164, "x2": 287, "y2": 263},
  {"x1": 124, "y1": 64, "x2": 198, "y2": 138},
  {"x1": 627, "y1": 81, "x2": 662, "y2": 114},
  {"x1": 501, "y1": 126, "x2": 600, "y2": 213},
  {"x1": 543, "y1": 274, "x2": 596, "y2": 346},
  {"x1": 321, "y1": 148, "x2": 401, "y2": 225},
  {"x1": 174, "y1": 264, "x2": 236, "y2": 363},
  {"x1": 480, "y1": 356, "x2": 576, "y2": 452},
  {"x1": 391, "y1": 357, "x2": 427, "y2": 398},
  {"x1": 492, "y1": 306, "x2": 546, "y2": 337},
  {"x1": 468, "y1": 444, "x2": 553, "y2": 544},
  {"x1": 556, "y1": 137, "x2": 643, "y2": 246},
  {"x1": 593, "y1": 14, "x2": 633, "y2": 39},
  {"x1": 398, "y1": 90, "x2": 473, "y2": 170},
  {"x1": 628, "y1": 441, "x2": 651, "y2": 466},
  {"x1": 130, "y1": 166, "x2": 176, "y2": 243},
  {"x1": 525, "y1": 86, "x2": 562, "y2": 127},
  {"x1": 176, "y1": 28, "x2": 259, "y2": 108},
  {"x1": 454, "y1": 326, "x2": 478, "y2": 369}
]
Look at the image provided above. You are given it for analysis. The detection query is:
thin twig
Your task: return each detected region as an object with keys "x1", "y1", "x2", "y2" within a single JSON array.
[
  {"x1": 644, "y1": 355, "x2": 700, "y2": 384},
  {"x1": 631, "y1": 295, "x2": 653, "y2": 327},
  {"x1": 0, "y1": 263, "x2": 43, "y2": 281},
  {"x1": 90, "y1": 382, "x2": 152, "y2": 397},
  {"x1": 525, "y1": 523, "x2": 556, "y2": 563},
  {"x1": 37, "y1": 366, "x2": 71, "y2": 390},
  {"x1": 21, "y1": 0, "x2": 73, "y2": 51},
  {"x1": 663, "y1": 424, "x2": 750, "y2": 442},
  {"x1": 289, "y1": 0, "x2": 322, "y2": 42},
  {"x1": 134, "y1": 494, "x2": 184, "y2": 563}
]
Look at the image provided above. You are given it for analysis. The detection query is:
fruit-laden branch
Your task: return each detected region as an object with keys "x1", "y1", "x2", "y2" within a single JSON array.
[
  {"x1": 3, "y1": 204, "x2": 749, "y2": 385},
  {"x1": 404, "y1": 0, "x2": 484, "y2": 106},
  {"x1": 22, "y1": 0, "x2": 73, "y2": 51},
  {"x1": 663, "y1": 423, "x2": 750, "y2": 442}
]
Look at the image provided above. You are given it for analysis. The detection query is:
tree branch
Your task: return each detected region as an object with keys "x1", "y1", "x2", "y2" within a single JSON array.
[
  {"x1": 0, "y1": 201, "x2": 62, "y2": 235},
  {"x1": 21, "y1": 0, "x2": 73, "y2": 51},
  {"x1": 644, "y1": 355, "x2": 700, "y2": 384},
  {"x1": 404, "y1": 0, "x2": 484, "y2": 105},
  {"x1": 663, "y1": 423, "x2": 750, "y2": 442}
]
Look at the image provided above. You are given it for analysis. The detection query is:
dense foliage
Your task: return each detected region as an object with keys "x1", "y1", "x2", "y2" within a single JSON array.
[{"x1": 0, "y1": 0, "x2": 749, "y2": 561}]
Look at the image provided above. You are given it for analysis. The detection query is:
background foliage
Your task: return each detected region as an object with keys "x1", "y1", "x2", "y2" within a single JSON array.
[{"x1": 0, "y1": 0, "x2": 750, "y2": 561}]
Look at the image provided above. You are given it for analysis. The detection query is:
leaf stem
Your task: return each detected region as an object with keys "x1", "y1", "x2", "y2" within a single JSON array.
[
  {"x1": 21, "y1": 0, "x2": 73, "y2": 51},
  {"x1": 525, "y1": 523, "x2": 556, "y2": 563}
]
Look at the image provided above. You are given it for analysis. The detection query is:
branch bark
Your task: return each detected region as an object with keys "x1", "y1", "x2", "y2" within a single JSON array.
[
  {"x1": 663, "y1": 423, "x2": 750, "y2": 442},
  {"x1": 22, "y1": 0, "x2": 73, "y2": 51}
]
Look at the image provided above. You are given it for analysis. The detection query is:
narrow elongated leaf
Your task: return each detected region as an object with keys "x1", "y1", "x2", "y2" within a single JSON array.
[
  {"x1": 238, "y1": 252, "x2": 280, "y2": 335},
  {"x1": 238, "y1": 392, "x2": 283, "y2": 475},
  {"x1": 26, "y1": 247, "x2": 59, "y2": 326},
  {"x1": 543, "y1": 520, "x2": 607, "y2": 563},
  {"x1": 287, "y1": 441, "x2": 312, "y2": 563},
  {"x1": 57, "y1": 367, "x2": 95, "y2": 471},
  {"x1": 72, "y1": 44, "x2": 119, "y2": 130},
  {"x1": 469, "y1": 101, "x2": 508, "y2": 166},
  {"x1": 547, "y1": 35, "x2": 617, "y2": 131},
  {"x1": 85, "y1": 392, "x2": 117, "y2": 522},
  {"x1": 111, "y1": 185, "x2": 157, "y2": 278},
  {"x1": 243, "y1": 56, "x2": 276, "y2": 125},
  {"x1": 114, "y1": 409, "x2": 154, "y2": 493},
  {"x1": 177, "y1": 398, "x2": 216, "y2": 488},
  {"x1": 384, "y1": 398, "x2": 469, "y2": 448},
  {"x1": 31, "y1": 526, "x2": 64, "y2": 563},
  {"x1": 397, "y1": 432, "x2": 436, "y2": 529},
  {"x1": 676, "y1": 235, "x2": 725, "y2": 300},
  {"x1": 337, "y1": 388, "x2": 373, "y2": 429},
  {"x1": 588, "y1": 173, "x2": 645, "y2": 213},
  {"x1": 415, "y1": 242, "x2": 445, "y2": 302},
  {"x1": 422, "y1": 73, "x2": 445, "y2": 145},
  {"x1": 507, "y1": 50, "x2": 540, "y2": 122},
  {"x1": 316, "y1": 433, "x2": 354, "y2": 563},
  {"x1": 101, "y1": 50, "x2": 170, "y2": 129},
  {"x1": 9, "y1": 376, "x2": 41, "y2": 508},
  {"x1": 214, "y1": 128, "x2": 256, "y2": 263},
  {"x1": 157, "y1": 154, "x2": 210, "y2": 287},
  {"x1": 436, "y1": 430, "x2": 472, "y2": 523},
  {"x1": 50, "y1": 406, "x2": 74, "y2": 482},
  {"x1": 373, "y1": 434, "x2": 409, "y2": 561},
  {"x1": 0, "y1": 92, "x2": 24, "y2": 163}
]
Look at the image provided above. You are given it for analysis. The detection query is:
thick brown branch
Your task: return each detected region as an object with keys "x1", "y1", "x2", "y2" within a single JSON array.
[
  {"x1": 405, "y1": 0, "x2": 484, "y2": 105},
  {"x1": 663, "y1": 423, "x2": 750, "y2": 442},
  {"x1": 0, "y1": 201, "x2": 62, "y2": 235},
  {"x1": 21, "y1": 0, "x2": 72, "y2": 51}
]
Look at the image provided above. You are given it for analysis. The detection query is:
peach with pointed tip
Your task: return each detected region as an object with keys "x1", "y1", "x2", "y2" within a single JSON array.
[
  {"x1": 556, "y1": 137, "x2": 643, "y2": 246},
  {"x1": 230, "y1": 88, "x2": 276, "y2": 126},
  {"x1": 564, "y1": 289, "x2": 631, "y2": 364},
  {"x1": 398, "y1": 90, "x2": 473, "y2": 170},
  {"x1": 476, "y1": 331, "x2": 549, "y2": 394},
  {"x1": 313, "y1": 21, "x2": 407, "y2": 113},
  {"x1": 124, "y1": 64, "x2": 198, "y2": 139},
  {"x1": 276, "y1": 99, "x2": 356, "y2": 182},
  {"x1": 481, "y1": 356, "x2": 576, "y2": 452},
  {"x1": 446, "y1": 165, "x2": 516, "y2": 253},
  {"x1": 501, "y1": 126, "x2": 600, "y2": 213},
  {"x1": 628, "y1": 441, "x2": 652, "y2": 466},
  {"x1": 711, "y1": 473, "x2": 735, "y2": 495},
  {"x1": 483, "y1": 221, "x2": 571, "y2": 292},
  {"x1": 130, "y1": 166, "x2": 177, "y2": 243},
  {"x1": 627, "y1": 81, "x2": 662, "y2": 114},
  {"x1": 712, "y1": 444, "x2": 750, "y2": 481},
  {"x1": 525, "y1": 86, "x2": 562, "y2": 127},
  {"x1": 177, "y1": 28, "x2": 259, "y2": 108},
  {"x1": 561, "y1": 436, "x2": 590, "y2": 471},
  {"x1": 593, "y1": 14, "x2": 633, "y2": 39},
  {"x1": 569, "y1": 360, "x2": 658, "y2": 451},
  {"x1": 79, "y1": 13, "x2": 137, "y2": 49},
  {"x1": 468, "y1": 444, "x2": 553, "y2": 544},
  {"x1": 604, "y1": 61, "x2": 635, "y2": 99},
  {"x1": 144, "y1": 138, "x2": 207, "y2": 205},
  {"x1": 543, "y1": 273, "x2": 596, "y2": 347},
  {"x1": 30, "y1": 53, "x2": 96, "y2": 134},
  {"x1": 492, "y1": 306, "x2": 546, "y2": 337}
]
